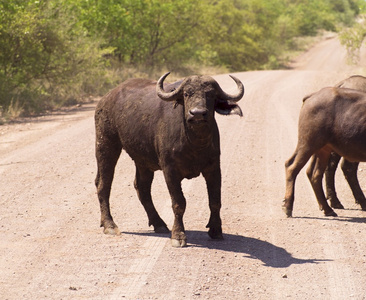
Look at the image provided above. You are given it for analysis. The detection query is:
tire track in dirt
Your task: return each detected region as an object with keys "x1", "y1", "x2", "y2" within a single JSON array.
[
  {"x1": 111, "y1": 205, "x2": 174, "y2": 299},
  {"x1": 322, "y1": 229, "x2": 355, "y2": 299},
  {"x1": 0, "y1": 112, "x2": 97, "y2": 298}
]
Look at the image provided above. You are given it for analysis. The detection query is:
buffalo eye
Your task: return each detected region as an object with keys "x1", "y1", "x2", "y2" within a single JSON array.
[{"x1": 184, "y1": 90, "x2": 194, "y2": 98}]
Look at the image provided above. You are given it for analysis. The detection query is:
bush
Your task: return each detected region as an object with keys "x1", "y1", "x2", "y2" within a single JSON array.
[
  {"x1": 0, "y1": 1, "x2": 112, "y2": 117},
  {"x1": 339, "y1": 22, "x2": 366, "y2": 63},
  {"x1": 0, "y1": 0, "x2": 364, "y2": 117}
]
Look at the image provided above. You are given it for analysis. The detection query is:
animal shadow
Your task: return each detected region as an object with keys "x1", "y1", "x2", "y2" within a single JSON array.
[
  {"x1": 295, "y1": 214, "x2": 366, "y2": 224},
  {"x1": 188, "y1": 231, "x2": 329, "y2": 268},
  {"x1": 124, "y1": 230, "x2": 329, "y2": 268}
]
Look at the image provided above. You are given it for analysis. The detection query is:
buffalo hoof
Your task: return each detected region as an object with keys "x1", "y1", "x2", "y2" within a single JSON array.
[
  {"x1": 207, "y1": 227, "x2": 223, "y2": 240},
  {"x1": 282, "y1": 206, "x2": 293, "y2": 218},
  {"x1": 328, "y1": 197, "x2": 345, "y2": 209},
  {"x1": 101, "y1": 219, "x2": 121, "y2": 235},
  {"x1": 103, "y1": 226, "x2": 121, "y2": 235},
  {"x1": 358, "y1": 200, "x2": 366, "y2": 210},
  {"x1": 330, "y1": 202, "x2": 345, "y2": 209},
  {"x1": 171, "y1": 238, "x2": 187, "y2": 248},
  {"x1": 154, "y1": 225, "x2": 170, "y2": 234},
  {"x1": 171, "y1": 231, "x2": 187, "y2": 248},
  {"x1": 324, "y1": 210, "x2": 338, "y2": 217}
]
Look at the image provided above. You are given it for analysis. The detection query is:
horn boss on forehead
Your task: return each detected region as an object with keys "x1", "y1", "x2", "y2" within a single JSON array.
[{"x1": 156, "y1": 72, "x2": 244, "y2": 102}]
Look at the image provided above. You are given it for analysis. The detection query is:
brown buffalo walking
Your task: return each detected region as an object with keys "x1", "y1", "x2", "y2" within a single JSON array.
[
  {"x1": 95, "y1": 72, "x2": 244, "y2": 247},
  {"x1": 283, "y1": 84, "x2": 366, "y2": 217},
  {"x1": 325, "y1": 75, "x2": 366, "y2": 209}
]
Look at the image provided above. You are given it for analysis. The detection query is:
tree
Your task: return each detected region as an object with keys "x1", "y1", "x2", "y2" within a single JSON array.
[
  {"x1": 0, "y1": 0, "x2": 364, "y2": 117},
  {"x1": 0, "y1": 0, "x2": 109, "y2": 115},
  {"x1": 77, "y1": 0, "x2": 204, "y2": 71}
]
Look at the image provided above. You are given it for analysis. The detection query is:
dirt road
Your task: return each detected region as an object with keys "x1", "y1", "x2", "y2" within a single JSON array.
[{"x1": 1, "y1": 36, "x2": 366, "y2": 299}]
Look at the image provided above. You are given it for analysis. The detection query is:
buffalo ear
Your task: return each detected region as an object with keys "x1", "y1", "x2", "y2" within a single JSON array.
[
  {"x1": 215, "y1": 100, "x2": 243, "y2": 116},
  {"x1": 173, "y1": 97, "x2": 184, "y2": 108}
]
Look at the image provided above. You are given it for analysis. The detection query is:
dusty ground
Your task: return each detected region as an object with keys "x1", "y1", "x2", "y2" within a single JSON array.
[{"x1": 2, "y1": 36, "x2": 366, "y2": 300}]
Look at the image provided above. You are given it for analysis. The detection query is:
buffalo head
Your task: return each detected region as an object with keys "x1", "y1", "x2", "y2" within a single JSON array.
[{"x1": 156, "y1": 72, "x2": 244, "y2": 126}]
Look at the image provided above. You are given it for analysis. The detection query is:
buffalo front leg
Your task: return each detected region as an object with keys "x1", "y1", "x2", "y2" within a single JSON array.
[
  {"x1": 134, "y1": 165, "x2": 169, "y2": 233},
  {"x1": 95, "y1": 139, "x2": 122, "y2": 235},
  {"x1": 163, "y1": 171, "x2": 187, "y2": 247},
  {"x1": 325, "y1": 152, "x2": 344, "y2": 209},
  {"x1": 203, "y1": 166, "x2": 223, "y2": 240},
  {"x1": 341, "y1": 160, "x2": 366, "y2": 210},
  {"x1": 306, "y1": 151, "x2": 337, "y2": 217}
]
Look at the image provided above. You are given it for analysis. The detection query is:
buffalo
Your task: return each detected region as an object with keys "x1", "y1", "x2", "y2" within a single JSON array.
[
  {"x1": 94, "y1": 72, "x2": 244, "y2": 247},
  {"x1": 325, "y1": 75, "x2": 366, "y2": 209},
  {"x1": 283, "y1": 84, "x2": 366, "y2": 217}
]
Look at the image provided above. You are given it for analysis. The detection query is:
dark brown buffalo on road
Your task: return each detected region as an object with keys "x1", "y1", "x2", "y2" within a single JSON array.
[
  {"x1": 94, "y1": 72, "x2": 244, "y2": 247},
  {"x1": 283, "y1": 86, "x2": 366, "y2": 217},
  {"x1": 325, "y1": 75, "x2": 366, "y2": 210}
]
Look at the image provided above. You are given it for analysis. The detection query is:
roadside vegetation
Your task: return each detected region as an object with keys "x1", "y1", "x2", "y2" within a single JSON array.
[{"x1": 0, "y1": 0, "x2": 365, "y2": 119}]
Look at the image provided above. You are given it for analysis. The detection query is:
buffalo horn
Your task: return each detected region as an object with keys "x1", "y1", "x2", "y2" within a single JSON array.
[
  {"x1": 216, "y1": 75, "x2": 244, "y2": 102},
  {"x1": 156, "y1": 72, "x2": 186, "y2": 101}
]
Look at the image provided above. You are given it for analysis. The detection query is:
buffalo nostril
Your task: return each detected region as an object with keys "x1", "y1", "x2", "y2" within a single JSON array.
[{"x1": 190, "y1": 107, "x2": 208, "y2": 116}]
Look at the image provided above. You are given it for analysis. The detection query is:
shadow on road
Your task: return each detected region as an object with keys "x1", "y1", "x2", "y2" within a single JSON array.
[
  {"x1": 189, "y1": 231, "x2": 330, "y2": 268},
  {"x1": 294, "y1": 214, "x2": 366, "y2": 224},
  {"x1": 124, "y1": 230, "x2": 330, "y2": 268}
]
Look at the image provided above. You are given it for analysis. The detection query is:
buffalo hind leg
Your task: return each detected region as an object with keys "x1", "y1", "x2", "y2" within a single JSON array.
[
  {"x1": 325, "y1": 152, "x2": 344, "y2": 209},
  {"x1": 306, "y1": 150, "x2": 337, "y2": 216},
  {"x1": 95, "y1": 138, "x2": 122, "y2": 235},
  {"x1": 203, "y1": 166, "x2": 223, "y2": 240},
  {"x1": 283, "y1": 148, "x2": 313, "y2": 217},
  {"x1": 341, "y1": 160, "x2": 366, "y2": 210},
  {"x1": 134, "y1": 165, "x2": 169, "y2": 233}
]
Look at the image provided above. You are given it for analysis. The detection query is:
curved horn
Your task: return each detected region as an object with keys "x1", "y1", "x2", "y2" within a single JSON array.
[
  {"x1": 156, "y1": 72, "x2": 185, "y2": 101},
  {"x1": 217, "y1": 75, "x2": 245, "y2": 102}
]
